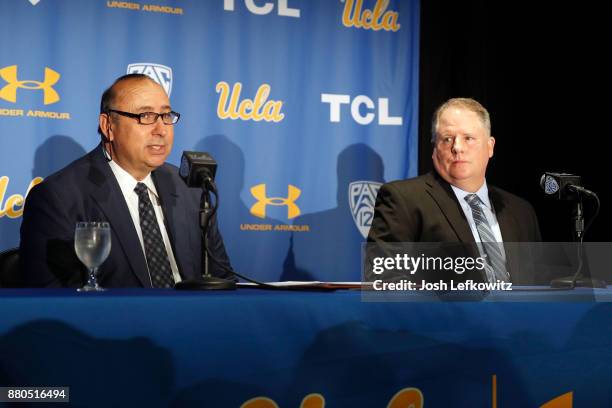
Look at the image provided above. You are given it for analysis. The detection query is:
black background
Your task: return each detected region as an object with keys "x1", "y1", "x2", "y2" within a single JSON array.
[{"x1": 419, "y1": 1, "x2": 609, "y2": 241}]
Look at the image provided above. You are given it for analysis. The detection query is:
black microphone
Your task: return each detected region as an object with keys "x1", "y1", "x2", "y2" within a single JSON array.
[
  {"x1": 175, "y1": 151, "x2": 235, "y2": 290},
  {"x1": 175, "y1": 152, "x2": 300, "y2": 292},
  {"x1": 179, "y1": 151, "x2": 217, "y2": 190},
  {"x1": 539, "y1": 172, "x2": 582, "y2": 200},
  {"x1": 541, "y1": 172, "x2": 605, "y2": 289}
]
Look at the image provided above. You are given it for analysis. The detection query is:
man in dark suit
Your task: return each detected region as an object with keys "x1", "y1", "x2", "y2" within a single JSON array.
[
  {"x1": 20, "y1": 74, "x2": 233, "y2": 288},
  {"x1": 367, "y1": 98, "x2": 541, "y2": 284}
]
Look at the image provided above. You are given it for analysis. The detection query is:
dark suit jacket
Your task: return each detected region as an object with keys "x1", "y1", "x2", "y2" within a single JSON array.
[
  {"x1": 367, "y1": 172, "x2": 542, "y2": 283},
  {"x1": 19, "y1": 144, "x2": 234, "y2": 288}
]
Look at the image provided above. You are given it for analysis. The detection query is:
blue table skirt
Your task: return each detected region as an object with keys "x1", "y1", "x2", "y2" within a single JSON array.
[{"x1": 1, "y1": 288, "x2": 611, "y2": 407}]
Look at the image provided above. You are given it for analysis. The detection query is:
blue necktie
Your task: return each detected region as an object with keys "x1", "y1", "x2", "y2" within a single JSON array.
[
  {"x1": 464, "y1": 194, "x2": 510, "y2": 283},
  {"x1": 134, "y1": 182, "x2": 175, "y2": 288}
]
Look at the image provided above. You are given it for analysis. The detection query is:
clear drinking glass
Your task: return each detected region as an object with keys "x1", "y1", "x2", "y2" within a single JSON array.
[{"x1": 74, "y1": 221, "x2": 111, "y2": 292}]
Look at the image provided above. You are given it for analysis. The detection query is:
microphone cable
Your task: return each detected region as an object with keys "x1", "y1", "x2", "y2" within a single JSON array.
[{"x1": 201, "y1": 180, "x2": 298, "y2": 290}]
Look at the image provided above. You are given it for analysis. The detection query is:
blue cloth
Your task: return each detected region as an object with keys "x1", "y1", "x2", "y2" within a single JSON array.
[{"x1": 1, "y1": 288, "x2": 611, "y2": 406}]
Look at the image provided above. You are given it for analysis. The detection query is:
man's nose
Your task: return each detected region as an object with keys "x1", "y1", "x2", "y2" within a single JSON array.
[
  {"x1": 152, "y1": 116, "x2": 168, "y2": 135},
  {"x1": 451, "y1": 137, "x2": 464, "y2": 154}
]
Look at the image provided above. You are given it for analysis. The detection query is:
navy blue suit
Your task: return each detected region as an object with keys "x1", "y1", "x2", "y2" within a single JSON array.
[{"x1": 19, "y1": 144, "x2": 234, "y2": 288}]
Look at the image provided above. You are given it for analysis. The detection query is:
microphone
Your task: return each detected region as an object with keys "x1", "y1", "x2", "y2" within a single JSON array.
[
  {"x1": 539, "y1": 172, "x2": 582, "y2": 200},
  {"x1": 179, "y1": 151, "x2": 217, "y2": 190},
  {"x1": 175, "y1": 151, "x2": 235, "y2": 290},
  {"x1": 175, "y1": 152, "x2": 296, "y2": 291},
  {"x1": 541, "y1": 172, "x2": 605, "y2": 288}
]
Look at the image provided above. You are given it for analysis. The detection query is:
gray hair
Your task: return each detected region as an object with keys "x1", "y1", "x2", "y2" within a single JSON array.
[{"x1": 431, "y1": 97, "x2": 491, "y2": 143}]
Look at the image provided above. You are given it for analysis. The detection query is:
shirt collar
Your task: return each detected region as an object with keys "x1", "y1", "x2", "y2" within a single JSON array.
[
  {"x1": 107, "y1": 159, "x2": 159, "y2": 199},
  {"x1": 450, "y1": 180, "x2": 491, "y2": 210}
]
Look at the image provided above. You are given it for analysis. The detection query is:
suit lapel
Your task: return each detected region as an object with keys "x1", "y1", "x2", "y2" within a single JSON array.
[
  {"x1": 489, "y1": 187, "x2": 519, "y2": 242},
  {"x1": 425, "y1": 173, "x2": 475, "y2": 243},
  {"x1": 489, "y1": 187, "x2": 523, "y2": 279},
  {"x1": 86, "y1": 146, "x2": 151, "y2": 287}
]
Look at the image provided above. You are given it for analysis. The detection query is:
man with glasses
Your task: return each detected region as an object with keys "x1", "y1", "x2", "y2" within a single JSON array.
[{"x1": 20, "y1": 74, "x2": 234, "y2": 287}]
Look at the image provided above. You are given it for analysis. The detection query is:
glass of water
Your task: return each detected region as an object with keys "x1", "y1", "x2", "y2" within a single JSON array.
[{"x1": 74, "y1": 221, "x2": 111, "y2": 292}]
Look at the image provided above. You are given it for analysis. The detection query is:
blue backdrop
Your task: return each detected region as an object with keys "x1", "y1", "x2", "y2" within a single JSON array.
[{"x1": 0, "y1": 0, "x2": 419, "y2": 281}]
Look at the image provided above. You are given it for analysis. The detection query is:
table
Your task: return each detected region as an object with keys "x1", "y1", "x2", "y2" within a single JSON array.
[{"x1": 1, "y1": 288, "x2": 611, "y2": 407}]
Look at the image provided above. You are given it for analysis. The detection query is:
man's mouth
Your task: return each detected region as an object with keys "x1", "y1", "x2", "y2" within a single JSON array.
[{"x1": 148, "y1": 145, "x2": 166, "y2": 153}]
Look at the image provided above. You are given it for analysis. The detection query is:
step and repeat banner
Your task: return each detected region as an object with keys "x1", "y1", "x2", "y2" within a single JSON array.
[{"x1": 0, "y1": 0, "x2": 419, "y2": 281}]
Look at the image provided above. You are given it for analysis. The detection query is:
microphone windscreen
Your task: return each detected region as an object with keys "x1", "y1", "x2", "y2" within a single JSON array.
[
  {"x1": 540, "y1": 174, "x2": 559, "y2": 194},
  {"x1": 180, "y1": 151, "x2": 217, "y2": 187}
]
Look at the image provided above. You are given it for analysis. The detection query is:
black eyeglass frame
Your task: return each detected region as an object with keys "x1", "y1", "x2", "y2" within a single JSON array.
[{"x1": 106, "y1": 109, "x2": 181, "y2": 125}]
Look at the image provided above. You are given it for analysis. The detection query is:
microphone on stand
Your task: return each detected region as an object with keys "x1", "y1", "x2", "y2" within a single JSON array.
[
  {"x1": 174, "y1": 151, "x2": 236, "y2": 290},
  {"x1": 539, "y1": 172, "x2": 604, "y2": 289},
  {"x1": 174, "y1": 151, "x2": 324, "y2": 292}
]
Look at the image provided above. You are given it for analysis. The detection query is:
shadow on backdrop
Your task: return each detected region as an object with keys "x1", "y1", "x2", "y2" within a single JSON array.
[
  {"x1": 282, "y1": 144, "x2": 385, "y2": 282},
  {"x1": 0, "y1": 319, "x2": 175, "y2": 408},
  {"x1": 32, "y1": 136, "x2": 87, "y2": 179},
  {"x1": 0, "y1": 136, "x2": 86, "y2": 250},
  {"x1": 193, "y1": 135, "x2": 290, "y2": 281}
]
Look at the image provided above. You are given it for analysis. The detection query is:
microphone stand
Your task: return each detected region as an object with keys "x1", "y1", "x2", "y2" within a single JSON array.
[
  {"x1": 550, "y1": 194, "x2": 606, "y2": 289},
  {"x1": 174, "y1": 178, "x2": 236, "y2": 290}
]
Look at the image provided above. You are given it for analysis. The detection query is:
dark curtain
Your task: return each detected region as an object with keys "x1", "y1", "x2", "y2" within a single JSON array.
[{"x1": 419, "y1": 1, "x2": 609, "y2": 241}]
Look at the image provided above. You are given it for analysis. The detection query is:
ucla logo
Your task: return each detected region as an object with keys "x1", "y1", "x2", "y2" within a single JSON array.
[
  {"x1": 240, "y1": 388, "x2": 422, "y2": 408},
  {"x1": 341, "y1": 0, "x2": 400, "y2": 32},
  {"x1": 250, "y1": 184, "x2": 301, "y2": 220},
  {"x1": 127, "y1": 63, "x2": 173, "y2": 96},
  {"x1": 216, "y1": 81, "x2": 284, "y2": 122},
  {"x1": 238, "y1": 379, "x2": 573, "y2": 407},
  {"x1": 0, "y1": 65, "x2": 60, "y2": 105},
  {"x1": 0, "y1": 176, "x2": 43, "y2": 219},
  {"x1": 349, "y1": 180, "x2": 382, "y2": 238}
]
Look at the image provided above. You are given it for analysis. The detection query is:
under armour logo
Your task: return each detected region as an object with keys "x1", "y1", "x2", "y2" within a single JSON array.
[
  {"x1": 250, "y1": 184, "x2": 301, "y2": 219},
  {"x1": 0, "y1": 65, "x2": 60, "y2": 105}
]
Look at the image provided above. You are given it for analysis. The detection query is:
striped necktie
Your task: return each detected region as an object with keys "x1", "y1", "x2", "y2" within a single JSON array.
[{"x1": 464, "y1": 194, "x2": 510, "y2": 283}]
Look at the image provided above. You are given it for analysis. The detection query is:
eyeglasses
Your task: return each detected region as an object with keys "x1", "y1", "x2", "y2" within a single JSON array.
[{"x1": 107, "y1": 109, "x2": 181, "y2": 125}]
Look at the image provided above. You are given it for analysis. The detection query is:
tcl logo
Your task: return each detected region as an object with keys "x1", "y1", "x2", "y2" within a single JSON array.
[
  {"x1": 223, "y1": 0, "x2": 300, "y2": 18},
  {"x1": 321, "y1": 93, "x2": 403, "y2": 126}
]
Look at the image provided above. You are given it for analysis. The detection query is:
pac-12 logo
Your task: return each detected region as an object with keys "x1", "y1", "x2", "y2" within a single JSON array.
[
  {"x1": 127, "y1": 63, "x2": 173, "y2": 96},
  {"x1": 349, "y1": 180, "x2": 382, "y2": 238}
]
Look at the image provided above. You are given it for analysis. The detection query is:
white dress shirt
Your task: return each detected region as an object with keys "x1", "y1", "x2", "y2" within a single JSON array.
[
  {"x1": 107, "y1": 159, "x2": 182, "y2": 284},
  {"x1": 451, "y1": 181, "x2": 506, "y2": 262}
]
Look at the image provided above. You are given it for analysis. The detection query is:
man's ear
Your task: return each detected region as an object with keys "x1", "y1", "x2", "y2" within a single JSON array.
[
  {"x1": 488, "y1": 136, "x2": 495, "y2": 158},
  {"x1": 99, "y1": 113, "x2": 113, "y2": 141}
]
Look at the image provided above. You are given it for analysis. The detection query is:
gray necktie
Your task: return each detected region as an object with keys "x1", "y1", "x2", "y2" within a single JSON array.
[
  {"x1": 464, "y1": 194, "x2": 510, "y2": 283},
  {"x1": 134, "y1": 182, "x2": 175, "y2": 288}
]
